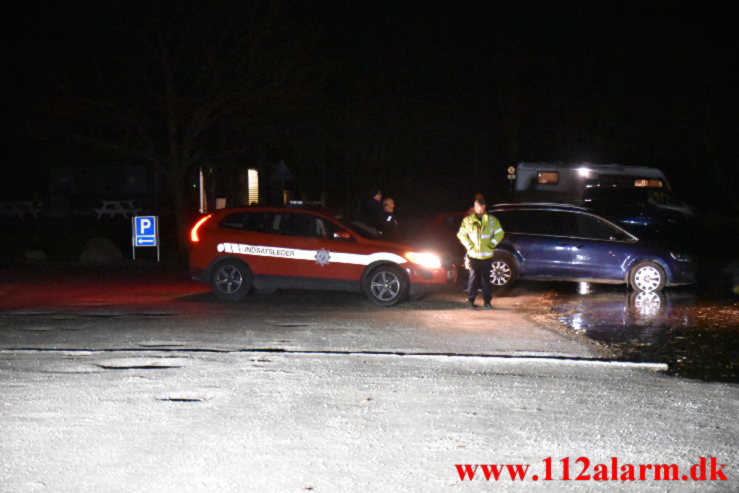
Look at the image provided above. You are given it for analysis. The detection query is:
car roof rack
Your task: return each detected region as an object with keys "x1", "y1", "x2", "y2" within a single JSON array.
[
  {"x1": 492, "y1": 202, "x2": 589, "y2": 211},
  {"x1": 286, "y1": 200, "x2": 324, "y2": 206}
]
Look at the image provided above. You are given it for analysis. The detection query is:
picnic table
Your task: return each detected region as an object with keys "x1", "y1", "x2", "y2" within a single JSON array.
[
  {"x1": 0, "y1": 201, "x2": 40, "y2": 219},
  {"x1": 94, "y1": 200, "x2": 142, "y2": 219}
]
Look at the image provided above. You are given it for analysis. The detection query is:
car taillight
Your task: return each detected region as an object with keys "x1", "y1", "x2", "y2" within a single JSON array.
[{"x1": 190, "y1": 214, "x2": 213, "y2": 243}]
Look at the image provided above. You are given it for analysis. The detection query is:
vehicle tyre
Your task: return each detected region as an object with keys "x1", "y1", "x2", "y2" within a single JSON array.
[
  {"x1": 363, "y1": 264, "x2": 409, "y2": 306},
  {"x1": 489, "y1": 252, "x2": 518, "y2": 290},
  {"x1": 211, "y1": 259, "x2": 253, "y2": 301},
  {"x1": 629, "y1": 261, "x2": 666, "y2": 292}
]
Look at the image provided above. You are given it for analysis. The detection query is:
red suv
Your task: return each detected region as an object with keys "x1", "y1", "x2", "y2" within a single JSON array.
[{"x1": 189, "y1": 206, "x2": 456, "y2": 305}]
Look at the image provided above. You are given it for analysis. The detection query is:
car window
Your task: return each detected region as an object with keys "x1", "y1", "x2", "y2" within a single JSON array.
[
  {"x1": 220, "y1": 212, "x2": 276, "y2": 233},
  {"x1": 279, "y1": 212, "x2": 349, "y2": 239},
  {"x1": 321, "y1": 219, "x2": 353, "y2": 241},
  {"x1": 575, "y1": 213, "x2": 631, "y2": 241},
  {"x1": 647, "y1": 189, "x2": 683, "y2": 207},
  {"x1": 344, "y1": 219, "x2": 382, "y2": 239},
  {"x1": 584, "y1": 188, "x2": 649, "y2": 211},
  {"x1": 220, "y1": 211, "x2": 355, "y2": 240},
  {"x1": 491, "y1": 211, "x2": 519, "y2": 233},
  {"x1": 242, "y1": 212, "x2": 276, "y2": 234},
  {"x1": 553, "y1": 212, "x2": 579, "y2": 236},
  {"x1": 219, "y1": 212, "x2": 247, "y2": 229},
  {"x1": 494, "y1": 210, "x2": 576, "y2": 236},
  {"x1": 272, "y1": 213, "x2": 317, "y2": 238}
]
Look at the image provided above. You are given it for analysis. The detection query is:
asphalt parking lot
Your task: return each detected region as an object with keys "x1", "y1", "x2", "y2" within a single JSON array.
[{"x1": 0, "y1": 262, "x2": 737, "y2": 491}]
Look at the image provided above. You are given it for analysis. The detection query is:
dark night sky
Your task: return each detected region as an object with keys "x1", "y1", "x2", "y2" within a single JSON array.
[{"x1": 2, "y1": 1, "x2": 737, "y2": 214}]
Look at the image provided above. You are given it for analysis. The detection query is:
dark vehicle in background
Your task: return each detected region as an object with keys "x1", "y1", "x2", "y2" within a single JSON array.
[
  {"x1": 508, "y1": 161, "x2": 698, "y2": 242},
  {"x1": 511, "y1": 162, "x2": 672, "y2": 205},
  {"x1": 582, "y1": 186, "x2": 697, "y2": 238},
  {"x1": 487, "y1": 203, "x2": 696, "y2": 292}
]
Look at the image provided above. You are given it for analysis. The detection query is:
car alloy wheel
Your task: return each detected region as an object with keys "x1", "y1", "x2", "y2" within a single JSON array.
[
  {"x1": 630, "y1": 262, "x2": 666, "y2": 292},
  {"x1": 211, "y1": 260, "x2": 253, "y2": 301},
  {"x1": 490, "y1": 260, "x2": 512, "y2": 286},
  {"x1": 215, "y1": 265, "x2": 243, "y2": 294},
  {"x1": 488, "y1": 252, "x2": 518, "y2": 289},
  {"x1": 371, "y1": 270, "x2": 400, "y2": 300},
  {"x1": 364, "y1": 265, "x2": 409, "y2": 306}
]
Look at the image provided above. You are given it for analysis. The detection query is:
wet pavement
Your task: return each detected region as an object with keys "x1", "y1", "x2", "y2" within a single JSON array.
[
  {"x1": 533, "y1": 282, "x2": 739, "y2": 383},
  {"x1": 1, "y1": 262, "x2": 737, "y2": 491},
  {"x1": 1, "y1": 262, "x2": 737, "y2": 383}
]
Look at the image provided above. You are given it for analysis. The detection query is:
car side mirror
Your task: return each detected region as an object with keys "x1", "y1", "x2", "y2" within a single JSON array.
[{"x1": 332, "y1": 231, "x2": 354, "y2": 242}]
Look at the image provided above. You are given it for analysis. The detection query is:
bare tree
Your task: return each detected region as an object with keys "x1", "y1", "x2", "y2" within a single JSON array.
[{"x1": 52, "y1": 0, "x2": 320, "y2": 244}]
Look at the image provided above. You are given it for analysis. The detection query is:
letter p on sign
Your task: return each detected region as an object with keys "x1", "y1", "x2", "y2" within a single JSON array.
[{"x1": 135, "y1": 216, "x2": 156, "y2": 237}]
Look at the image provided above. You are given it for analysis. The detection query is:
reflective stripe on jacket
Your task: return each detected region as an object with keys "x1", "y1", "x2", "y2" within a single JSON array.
[{"x1": 456, "y1": 213, "x2": 505, "y2": 260}]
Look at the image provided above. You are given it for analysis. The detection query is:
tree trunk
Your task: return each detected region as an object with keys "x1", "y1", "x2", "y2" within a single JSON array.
[{"x1": 168, "y1": 167, "x2": 192, "y2": 252}]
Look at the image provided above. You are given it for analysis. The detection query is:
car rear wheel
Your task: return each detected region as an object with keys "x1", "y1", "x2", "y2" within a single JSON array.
[
  {"x1": 629, "y1": 261, "x2": 666, "y2": 292},
  {"x1": 211, "y1": 260, "x2": 253, "y2": 301},
  {"x1": 489, "y1": 252, "x2": 518, "y2": 289},
  {"x1": 364, "y1": 265, "x2": 409, "y2": 306}
]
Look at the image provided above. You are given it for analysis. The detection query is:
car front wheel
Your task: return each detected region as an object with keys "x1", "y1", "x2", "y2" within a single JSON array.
[
  {"x1": 629, "y1": 261, "x2": 666, "y2": 292},
  {"x1": 211, "y1": 260, "x2": 253, "y2": 301},
  {"x1": 363, "y1": 265, "x2": 409, "y2": 306}
]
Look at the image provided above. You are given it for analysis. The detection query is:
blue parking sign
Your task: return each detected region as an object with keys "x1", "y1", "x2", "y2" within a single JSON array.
[
  {"x1": 132, "y1": 216, "x2": 160, "y2": 261},
  {"x1": 135, "y1": 216, "x2": 156, "y2": 237}
]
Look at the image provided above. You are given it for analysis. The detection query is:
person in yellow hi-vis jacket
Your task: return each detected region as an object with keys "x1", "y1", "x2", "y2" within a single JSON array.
[{"x1": 457, "y1": 196, "x2": 505, "y2": 309}]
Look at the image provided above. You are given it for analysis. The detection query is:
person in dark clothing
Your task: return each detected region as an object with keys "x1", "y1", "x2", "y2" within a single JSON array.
[
  {"x1": 380, "y1": 196, "x2": 399, "y2": 239},
  {"x1": 362, "y1": 188, "x2": 385, "y2": 230}
]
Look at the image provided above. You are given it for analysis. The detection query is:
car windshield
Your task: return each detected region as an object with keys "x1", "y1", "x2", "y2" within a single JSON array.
[
  {"x1": 584, "y1": 187, "x2": 682, "y2": 211},
  {"x1": 618, "y1": 220, "x2": 684, "y2": 244},
  {"x1": 339, "y1": 218, "x2": 384, "y2": 240}
]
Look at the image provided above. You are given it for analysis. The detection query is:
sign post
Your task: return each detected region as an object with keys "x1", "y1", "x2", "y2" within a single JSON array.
[
  {"x1": 132, "y1": 216, "x2": 160, "y2": 261},
  {"x1": 506, "y1": 165, "x2": 517, "y2": 198}
]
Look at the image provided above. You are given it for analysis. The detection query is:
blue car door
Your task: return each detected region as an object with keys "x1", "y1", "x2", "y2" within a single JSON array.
[
  {"x1": 566, "y1": 212, "x2": 637, "y2": 281},
  {"x1": 495, "y1": 210, "x2": 579, "y2": 278}
]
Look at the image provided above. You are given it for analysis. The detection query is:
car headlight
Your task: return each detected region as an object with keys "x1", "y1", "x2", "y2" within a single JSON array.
[
  {"x1": 404, "y1": 251, "x2": 442, "y2": 269},
  {"x1": 670, "y1": 252, "x2": 692, "y2": 262}
]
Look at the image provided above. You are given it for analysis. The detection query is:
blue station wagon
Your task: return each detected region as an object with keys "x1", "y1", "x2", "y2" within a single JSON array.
[{"x1": 486, "y1": 203, "x2": 696, "y2": 292}]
